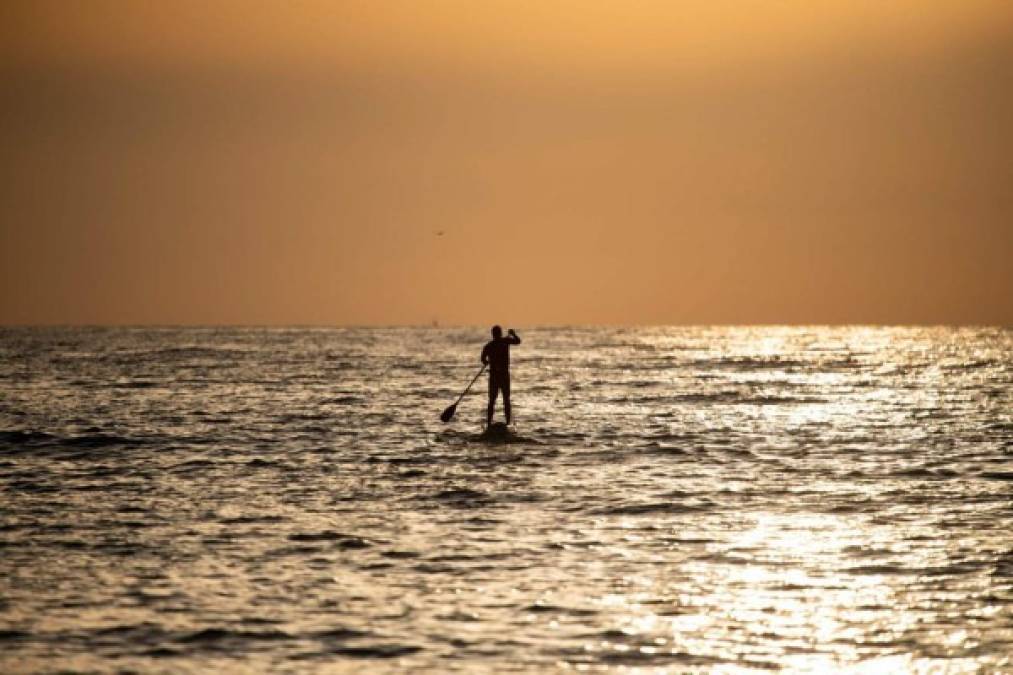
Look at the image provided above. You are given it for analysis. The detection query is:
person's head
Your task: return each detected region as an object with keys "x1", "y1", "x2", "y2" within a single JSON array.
[{"x1": 491, "y1": 325, "x2": 503, "y2": 339}]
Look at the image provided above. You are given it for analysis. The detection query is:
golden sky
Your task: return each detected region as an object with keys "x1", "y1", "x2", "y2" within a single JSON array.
[{"x1": 2, "y1": 1, "x2": 1011, "y2": 325}]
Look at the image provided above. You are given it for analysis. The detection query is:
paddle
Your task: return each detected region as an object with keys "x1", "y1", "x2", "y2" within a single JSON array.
[{"x1": 440, "y1": 365, "x2": 486, "y2": 423}]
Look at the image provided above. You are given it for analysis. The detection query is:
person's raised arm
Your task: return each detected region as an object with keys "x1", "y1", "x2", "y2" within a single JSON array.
[{"x1": 507, "y1": 328, "x2": 521, "y2": 345}]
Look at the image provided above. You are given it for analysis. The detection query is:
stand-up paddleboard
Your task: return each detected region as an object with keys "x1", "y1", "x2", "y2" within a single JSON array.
[
  {"x1": 480, "y1": 422, "x2": 511, "y2": 440},
  {"x1": 473, "y1": 422, "x2": 541, "y2": 445}
]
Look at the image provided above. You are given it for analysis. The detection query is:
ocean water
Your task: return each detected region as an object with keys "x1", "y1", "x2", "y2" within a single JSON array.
[{"x1": 1, "y1": 326, "x2": 1011, "y2": 673}]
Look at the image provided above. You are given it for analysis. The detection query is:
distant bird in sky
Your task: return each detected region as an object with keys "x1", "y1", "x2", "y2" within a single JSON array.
[{"x1": 434, "y1": 230, "x2": 445, "y2": 237}]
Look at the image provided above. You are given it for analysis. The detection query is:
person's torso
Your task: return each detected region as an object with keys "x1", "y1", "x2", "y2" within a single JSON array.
[{"x1": 486, "y1": 339, "x2": 511, "y2": 372}]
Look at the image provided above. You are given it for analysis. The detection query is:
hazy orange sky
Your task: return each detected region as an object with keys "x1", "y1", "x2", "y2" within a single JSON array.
[{"x1": 2, "y1": 1, "x2": 1011, "y2": 325}]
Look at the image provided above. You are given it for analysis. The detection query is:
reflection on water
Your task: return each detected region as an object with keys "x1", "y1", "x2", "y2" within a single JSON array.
[{"x1": 0, "y1": 326, "x2": 1011, "y2": 672}]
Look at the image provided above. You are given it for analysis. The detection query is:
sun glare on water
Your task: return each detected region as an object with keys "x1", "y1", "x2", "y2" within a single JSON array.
[{"x1": 565, "y1": 510, "x2": 993, "y2": 673}]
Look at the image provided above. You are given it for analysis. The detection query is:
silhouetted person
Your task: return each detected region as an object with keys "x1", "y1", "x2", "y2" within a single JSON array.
[{"x1": 481, "y1": 325, "x2": 521, "y2": 427}]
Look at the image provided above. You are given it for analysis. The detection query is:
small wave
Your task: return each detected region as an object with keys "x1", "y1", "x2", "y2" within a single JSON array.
[
  {"x1": 0, "y1": 629, "x2": 28, "y2": 641},
  {"x1": 597, "y1": 649, "x2": 732, "y2": 667},
  {"x1": 592, "y1": 501, "x2": 712, "y2": 516},
  {"x1": 169, "y1": 459, "x2": 216, "y2": 473},
  {"x1": 145, "y1": 346, "x2": 247, "y2": 361},
  {"x1": 428, "y1": 552, "x2": 510, "y2": 563},
  {"x1": 742, "y1": 395, "x2": 828, "y2": 405},
  {"x1": 8, "y1": 481, "x2": 60, "y2": 494},
  {"x1": 386, "y1": 455, "x2": 430, "y2": 466},
  {"x1": 433, "y1": 488, "x2": 491, "y2": 502},
  {"x1": 177, "y1": 627, "x2": 293, "y2": 644},
  {"x1": 268, "y1": 544, "x2": 323, "y2": 557},
  {"x1": 694, "y1": 357, "x2": 807, "y2": 371},
  {"x1": 993, "y1": 551, "x2": 1013, "y2": 577},
  {"x1": 66, "y1": 434, "x2": 142, "y2": 448},
  {"x1": 219, "y1": 515, "x2": 285, "y2": 524},
  {"x1": 246, "y1": 458, "x2": 282, "y2": 468},
  {"x1": 140, "y1": 647, "x2": 183, "y2": 658},
  {"x1": 692, "y1": 553, "x2": 753, "y2": 565},
  {"x1": 437, "y1": 609, "x2": 481, "y2": 622},
  {"x1": 919, "y1": 562, "x2": 987, "y2": 576},
  {"x1": 328, "y1": 396, "x2": 364, "y2": 405},
  {"x1": 659, "y1": 392, "x2": 826, "y2": 405},
  {"x1": 981, "y1": 471, "x2": 1013, "y2": 481},
  {"x1": 325, "y1": 644, "x2": 421, "y2": 659},
  {"x1": 0, "y1": 430, "x2": 59, "y2": 447},
  {"x1": 0, "y1": 430, "x2": 147, "y2": 451},
  {"x1": 941, "y1": 359, "x2": 1000, "y2": 371},
  {"x1": 523, "y1": 603, "x2": 598, "y2": 617},
  {"x1": 846, "y1": 564, "x2": 910, "y2": 575},
  {"x1": 312, "y1": 627, "x2": 371, "y2": 640},
  {"x1": 890, "y1": 467, "x2": 957, "y2": 479},
  {"x1": 825, "y1": 502, "x2": 873, "y2": 514},
  {"x1": 638, "y1": 443, "x2": 689, "y2": 455},
  {"x1": 112, "y1": 380, "x2": 160, "y2": 389},
  {"x1": 277, "y1": 412, "x2": 331, "y2": 422},
  {"x1": 288, "y1": 532, "x2": 371, "y2": 548},
  {"x1": 670, "y1": 391, "x2": 742, "y2": 403},
  {"x1": 92, "y1": 622, "x2": 165, "y2": 639}
]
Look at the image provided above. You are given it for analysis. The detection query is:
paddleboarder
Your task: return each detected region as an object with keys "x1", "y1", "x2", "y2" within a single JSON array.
[{"x1": 481, "y1": 326, "x2": 521, "y2": 427}]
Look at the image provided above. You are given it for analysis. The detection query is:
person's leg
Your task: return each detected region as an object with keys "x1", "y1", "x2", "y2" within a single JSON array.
[
  {"x1": 487, "y1": 374, "x2": 498, "y2": 427},
  {"x1": 502, "y1": 373, "x2": 512, "y2": 425}
]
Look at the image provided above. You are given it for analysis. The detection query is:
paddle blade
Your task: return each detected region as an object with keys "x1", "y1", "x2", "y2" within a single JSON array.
[{"x1": 440, "y1": 403, "x2": 457, "y2": 423}]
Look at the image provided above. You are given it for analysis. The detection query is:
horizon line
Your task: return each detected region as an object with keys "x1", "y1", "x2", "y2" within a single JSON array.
[{"x1": 1, "y1": 322, "x2": 1009, "y2": 330}]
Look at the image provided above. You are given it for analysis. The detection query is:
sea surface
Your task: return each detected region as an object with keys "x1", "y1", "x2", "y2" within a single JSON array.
[{"x1": 1, "y1": 326, "x2": 1011, "y2": 673}]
